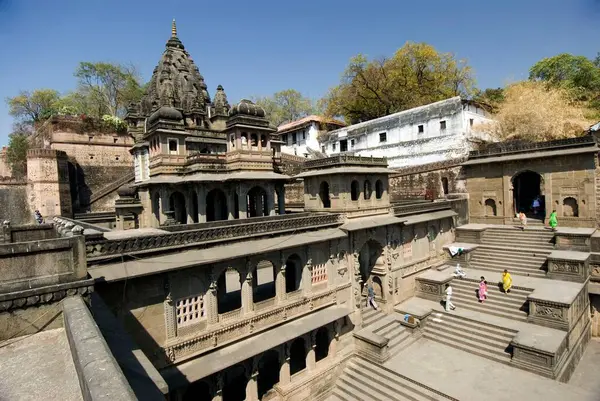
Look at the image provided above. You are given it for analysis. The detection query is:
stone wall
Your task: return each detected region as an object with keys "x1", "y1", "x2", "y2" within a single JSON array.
[
  {"x1": 0, "y1": 180, "x2": 31, "y2": 224},
  {"x1": 389, "y1": 159, "x2": 466, "y2": 202},
  {"x1": 0, "y1": 147, "x2": 10, "y2": 178}
]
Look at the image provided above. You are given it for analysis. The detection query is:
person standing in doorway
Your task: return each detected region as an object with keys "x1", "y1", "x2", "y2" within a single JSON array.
[
  {"x1": 366, "y1": 284, "x2": 378, "y2": 310},
  {"x1": 549, "y1": 210, "x2": 558, "y2": 231},
  {"x1": 445, "y1": 283, "x2": 455, "y2": 311},
  {"x1": 532, "y1": 197, "x2": 541, "y2": 215},
  {"x1": 502, "y1": 269, "x2": 513, "y2": 294}
]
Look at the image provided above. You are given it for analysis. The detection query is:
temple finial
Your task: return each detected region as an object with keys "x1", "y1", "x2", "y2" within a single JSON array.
[{"x1": 172, "y1": 19, "x2": 177, "y2": 37}]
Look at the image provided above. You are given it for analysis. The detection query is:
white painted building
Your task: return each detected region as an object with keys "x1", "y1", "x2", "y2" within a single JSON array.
[
  {"x1": 319, "y1": 97, "x2": 494, "y2": 168},
  {"x1": 276, "y1": 115, "x2": 345, "y2": 157}
]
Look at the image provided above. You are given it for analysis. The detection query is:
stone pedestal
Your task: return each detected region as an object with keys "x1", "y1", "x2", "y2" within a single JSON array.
[
  {"x1": 556, "y1": 228, "x2": 595, "y2": 252},
  {"x1": 414, "y1": 270, "x2": 453, "y2": 303},
  {"x1": 353, "y1": 330, "x2": 390, "y2": 363},
  {"x1": 454, "y1": 224, "x2": 487, "y2": 244},
  {"x1": 546, "y1": 250, "x2": 590, "y2": 283}
]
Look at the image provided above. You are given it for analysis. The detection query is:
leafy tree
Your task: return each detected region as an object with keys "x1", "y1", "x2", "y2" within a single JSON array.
[
  {"x1": 254, "y1": 89, "x2": 320, "y2": 126},
  {"x1": 476, "y1": 81, "x2": 592, "y2": 142},
  {"x1": 6, "y1": 89, "x2": 61, "y2": 123},
  {"x1": 74, "y1": 62, "x2": 143, "y2": 118},
  {"x1": 6, "y1": 123, "x2": 32, "y2": 178},
  {"x1": 322, "y1": 42, "x2": 476, "y2": 124},
  {"x1": 473, "y1": 88, "x2": 505, "y2": 113}
]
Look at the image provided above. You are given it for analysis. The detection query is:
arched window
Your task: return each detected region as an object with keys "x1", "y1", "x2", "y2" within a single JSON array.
[
  {"x1": 375, "y1": 180, "x2": 384, "y2": 199},
  {"x1": 319, "y1": 181, "x2": 331, "y2": 208},
  {"x1": 250, "y1": 133, "x2": 258, "y2": 147},
  {"x1": 257, "y1": 351, "x2": 279, "y2": 399},
  {"x1": 315, "y1": 327, "x2": 329, "y2": 362},
  {"x1": 217, "y1": 268, "x2": 241, "y2": 314},
  {"x1": 364, "y1": 180, "x2": 372, "y2": 200},
  {"x1": 169, "y1": 191, "x2": 187, "y2": 224},
  {"x1": 351, "y1": 180, "x2": 359, "y2": 201},
  {"x1": 247, "y1": 186, "x2": 268, "y2": 217},
  {"x1": 206, "y1": 189, "x2": 228, "y2": 221},
  {"x1": 260, "y1": 134, "x2": 268, "y2": 148},
  {"x1": 253, "y1": 260, "x2": 276, "y2": 303},
  {"x1": 563, "y1": 197, "x2": 579, "y2": 217},
  {"x1": 290, "y1": 338, "x2": 306, "y2": 375},
  {"x1": 285, "y1": 254, "x2": 303, "y2": 293},
  {"x1": 484, "y1": 198, "x2": 497, "y2": 216}
]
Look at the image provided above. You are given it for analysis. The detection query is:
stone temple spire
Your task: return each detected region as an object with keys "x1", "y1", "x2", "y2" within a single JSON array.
[
  {"x1": 172, "y1": 19, "x2": 177, "y2": 37},
  {"x1": 213, "y1": 85, "x2": 230, "y2": 116}
]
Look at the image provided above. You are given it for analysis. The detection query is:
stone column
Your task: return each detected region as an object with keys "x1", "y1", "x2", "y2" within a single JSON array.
[
  {"x1": 212, "y1": 373, "x2": 223, "y2": 401},
  {"x1": 185, "y1": 190, "x2": 194, "y2": 224},
  {"x1": 267, "y1": 186, "x2": 276, "y2": 216},
  {"x1": 239, "y1": 190, "x2": 248, "y2": 219},
  {"x1": 242, "y1": 260, "x2": 254, "y2": 315},
  {"x1": 330, "y1": 321, "x2": 340, "y2": 358},
  {"x1": 198, "y1": 186, "x2": 207, "y2": 223},
  {"x1": 246, "y1": 367, "x2": 259, "y2": 401},
  {"x1": 279, "y1": 343, "x2": 291, "y2": 386},
  {"x1": 304, "y1": 246, "x2": 313, "y2": 296},
  {"x1": 276, "y1": 254, "x2": 287, "y2": 303},
  {"x1": 277, "y1": 185, "x2": 286, "y2": 215},
  {"x1": 307, "y1": 332, "x2": 316, "y2": 371},
  {"x1": 227, "y1": 189, "x2": 236, "y2": 220},
  {"x1": 207, "y1": 274, "x2": 219, "y2": 324}
]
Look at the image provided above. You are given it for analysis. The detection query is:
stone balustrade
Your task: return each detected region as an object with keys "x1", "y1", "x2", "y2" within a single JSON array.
[
  {"x1": 392, "y1": 200, "x2": 453, "y2": 217},
  {"x1": 468, "y1": 136, "x2": 595, "y2": 159},
  {"x1": 304, "y1": 155, "x2": 387, "y2": 169},
  {"x1": 85, "y1": 212, "x2": 345, "y2": 261}
]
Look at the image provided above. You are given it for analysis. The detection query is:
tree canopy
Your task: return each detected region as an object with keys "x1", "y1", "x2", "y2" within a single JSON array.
[
  {"x1": 253, "y1": 89, "x2": 320, "y2": 126},
  {"x1": 6, "y1": 89, "x2": 62, "y2": 123},
  {"x1": 322, "y1": 42, "x2": 476, "y2": 124},
  {"x1": 476, "y1": 81, "x2": 592, "y2": 142}
]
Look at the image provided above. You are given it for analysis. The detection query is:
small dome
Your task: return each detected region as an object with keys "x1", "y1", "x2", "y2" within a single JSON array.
[
  {"x1": 117, "y1": 184, "x2": 136, "y2": 198},
  {"x1": 230, "y1": 99, "x2": 266, "y2": 118},
  {"x1": 148, "y1": 106, "x2": 183, "y2": 124}
]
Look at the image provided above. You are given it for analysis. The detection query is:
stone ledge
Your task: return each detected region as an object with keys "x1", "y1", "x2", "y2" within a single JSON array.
[
  {"x1": 0, "y1": 279, "x2": 94, "y2": 312},
  {"x1": 353, "y1": 330, "x2": 389, "y2": 363},
  {"x1": 63, "y1": 296, "x2": 136, "y2": 401}
]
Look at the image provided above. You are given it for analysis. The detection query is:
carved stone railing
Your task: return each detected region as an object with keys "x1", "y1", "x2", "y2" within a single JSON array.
[
  {"x1": 391, "y1": 200, "x2": 452, "y2": 217},
  {"x1": 85, "y1": 212, "x2": 345, "y2": 261},
  {"x1": 304, "y1": 154, "x2": 388, "y2": 169},
  {"x1": 469, "y1": 136, "x2": 596, "y2": 159},
  {"x1": 185, "y1": 153, "x2": 226, "y2": 165},
  {"x1": 390, "y1": 157, "x2": 467, "y2": 177},
  {"x1": 218, "y1": 309, "x2": 242, "y2": 324},
  {"x1": 164, "y1": 285, "x2": 346, "y2": 363},
  {"x1": 161, "y1": 212, "x2": 315, "y2": 232}
]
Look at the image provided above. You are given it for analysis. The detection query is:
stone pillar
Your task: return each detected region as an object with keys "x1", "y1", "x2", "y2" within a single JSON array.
[
  {"x1": 212, "y1": 373, "x2": 223, "y2": 401},
  {"x1": 242, "y1": 260, "x2": 254, "y2": 315},
  {"x1": 307, "y1": 332, "x2": 316, "y2": 371},
  {"x1": 304, "y1": 247, "x2": 313, "y2": 296},
  {"x1": 185, "y1": 190, "x2": 194, "y2": 224},
  {"x1": 198, "y1": 186, "x2": 207, "y2": 223},
  {"x1": 276, "y1": 255, "x2": 287, "y2": 303},
  {"x1": 227, "y1": 189, "x2": 236, "y2": 220},
  {"x1": 279, "y1": 344, "x2": 291, "y2": 386},
  {"x1": 239, "y1": 191, "x2": 248, "y2": 219},
  {"x1": 331, "y1": 320, "x2": 340, "y2": 358},
  {"x1": 267, "y1": 186, "x2": 276, "y2": 216},
  {"x1": 246, "y1": 367, "x2": 259, "y2": 401},
  {"x1": 207, "y1": 275, "x2": 219, "y2": 324},
  {"x1": 277, "y1": 185, "x2": 286, "y2": 215}
]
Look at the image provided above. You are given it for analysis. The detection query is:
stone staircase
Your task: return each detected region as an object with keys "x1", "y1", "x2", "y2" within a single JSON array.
[
  {"x1": 450, "y1": 278, "x2": 531, "y2": 322},
  {"x1": 423, "y1": 311, "x2": 517, "y2": 365},
  {"x1": 329, "y1": 357, "x2": 455, "y2": 401},
  {"x1": 465, "y1": 226, "x2": 555, "y2": 278},
  {"x1": 361, "y1": 307, "x2": 412, "y2": 358}
]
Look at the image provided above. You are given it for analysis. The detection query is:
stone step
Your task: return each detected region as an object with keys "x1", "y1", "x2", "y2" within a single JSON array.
[
  {"x1": 451, "y1": 278, "x2": 532, "y2": 297},
  {"x1": 474, "y1": 245, "x2": 552, "y2": 256},
  {"x1": 451, "y1": 282, "x2": 530, "y2": 307},
  {"x1": 479, "y1": 239, "x2": 555, "y2": 250},
  {"x1": 428, "y1": 311, "x2": 516, "y2": 340},
  {"x1": 467, "y1": 263, "x2": 547, "y2": 279},
  {"x1": 449, "y1": 294, "x2": 529, "y2": 322},
  {"x1": 469, "y1": 257, "x2": 547, "y2": 271},
  {"x1": 470, "y1": 253, "x2": 547, "y2": 266},
  {"x1": 362, "y1": 307, "x2": 385, "y2": 327},
  {"x1": 332, "y1": 358, "x2": 451, "y2": 401},
  {"x1": 485, "y1": 226, "x2": 553, "y2": 234}
]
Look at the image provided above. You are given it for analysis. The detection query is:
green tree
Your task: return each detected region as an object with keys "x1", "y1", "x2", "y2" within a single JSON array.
[
  {"x1": 6, "y1": 89, "x2": 61, "y2": 123},
  {"x1": 74, "y1": 62, "x2": 143, "y2": 118},
  {"x1": 529, "y1": 53, "x2": 600, "y2": 104},
  {"x1": 473, "y1": 87, "x2": 505, "y2": 112},
  {"x1": 6, "y1": 123, "x2": 32, "y2": 178},
  {"x1": 254, "y1": 89, "x2": 320, "y2": 126},
  {"x1": 322, "y1": 42, "x2": 476, "y2": 124}
]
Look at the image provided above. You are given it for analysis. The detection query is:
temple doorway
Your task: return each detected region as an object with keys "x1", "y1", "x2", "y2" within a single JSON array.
[
  {"x1": 513, "y1": 171, "x2": 544, "y2": 218},
  {"x1": 358, "y1": 240, "x2": 384, "y2": 293}
]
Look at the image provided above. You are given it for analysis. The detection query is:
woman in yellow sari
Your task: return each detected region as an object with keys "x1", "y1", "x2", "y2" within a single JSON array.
[{"x1": 502, "y1": 270, "x2": 512, "y2": 294}]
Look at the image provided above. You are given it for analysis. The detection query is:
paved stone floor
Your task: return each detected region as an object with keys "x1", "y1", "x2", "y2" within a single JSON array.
[
  {"x1": 385, "y1": 338, "x2": 598, "y2": 401},
  {"x1": 0, "y1": 328, "x2": 82, "y2": 401},
  {"x1": 569, "y1": 337, "x2": 600, "y2": 394}
]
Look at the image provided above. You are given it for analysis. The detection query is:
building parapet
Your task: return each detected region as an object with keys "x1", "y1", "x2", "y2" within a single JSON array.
[
  {"x1": 85, "y1": 212, "x2": 345, "y2": 262},
  {"x1": 391, "y1": 200, "x2": 453, "y2": 217},
  {"x1": 390, "y1": 157, "x2": 467, "y2": 177},
  {"x1": 304, "y1": 155, "x2": 388, "y2": 170},
  {"x1": 468, "y1": 136, "x2": 596, "y2": 159},
  {"x1": 27, "y1": 148, "x2": 68, "y2": 159}
]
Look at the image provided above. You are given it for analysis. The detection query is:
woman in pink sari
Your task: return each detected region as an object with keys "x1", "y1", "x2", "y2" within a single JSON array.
[{"x1": 479, "y1": 276, "x2": 488, "y2": 303}]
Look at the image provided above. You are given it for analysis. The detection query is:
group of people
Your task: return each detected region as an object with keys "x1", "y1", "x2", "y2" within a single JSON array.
[
  {"x1": 518, "y1": 209, "x2": 558, "y2": 231},
  {"x1": 444, "y1": 269, "x2": 513, "y2": 312}
]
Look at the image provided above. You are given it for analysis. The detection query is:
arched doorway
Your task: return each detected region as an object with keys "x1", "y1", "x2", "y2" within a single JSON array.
[
  {"x1": 285, "y1": 254, "x2": 303, "y2": 293},
  {"x1": 289, "y1": 338, "x2": 306, "y2": 375},
  {"x1": 319, "y1": 181, "x2": 331, "y2": 208},
  {"x1": 206, "y1": 189, "x2": 228, "y2": 221},
  {"x1": 169, "y1": 191, "x2": 187, "y2": 224},
  {"x1": 183, "y1": 380, "x2": 211, "y2": 401},
  {"x1": 513, "y1": 171, "x2": 544, "y2": 218},
  {"x1": 223, "y1": 365, "x2": 247, "y2": 401},
  {"x1": 441, "y1": 177, "x2": 449, "y2": 195},
  {"x1": 358, "y1": 240, "x2": 384, "y2": 289},
  {"x1": 248, "y1": 186, "x2": 268, "y2": 217},
  {"x1": 217, "y1": 268, "x2": 242, "y2": 314},
  {"x1": 315, "y1": 327, "x2": 329, "y2": 362},
  {"x1": 257, "y1": 351, "x2": 280, "y2": 399},
  {"x1": 253, "y1": 260, "x2": 276, "y2": 303}
]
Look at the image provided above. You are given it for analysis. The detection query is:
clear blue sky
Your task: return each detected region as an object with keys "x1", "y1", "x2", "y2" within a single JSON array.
[{"x1": 1, "y1": 0, "x2": 599, "y2": 145}]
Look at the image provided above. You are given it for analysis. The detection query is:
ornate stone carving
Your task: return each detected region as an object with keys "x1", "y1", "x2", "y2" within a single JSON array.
[
  {"x1": 0, "y1": 282, "x2": 94, "y2": 313},
  {"x1": 552, "y1": 261, "x2": 579, "y2": 274},
  {"x1": 535, "y1": 305, "x2": 564, "y2": 320},
  {"x1": 417, "y1": 281, "x2": 438, "y2": 294}
]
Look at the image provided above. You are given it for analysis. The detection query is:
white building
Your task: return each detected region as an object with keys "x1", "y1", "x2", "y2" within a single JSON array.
[
  {"x1": 277, "y1": 115, "x2": 345, "y2": 157},
  {"x1": 319, "y1": 97, "x2": 494, "y2": 168}
]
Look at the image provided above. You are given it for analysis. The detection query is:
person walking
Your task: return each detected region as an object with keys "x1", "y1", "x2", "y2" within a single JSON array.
[
  {"x1": 478, "y1": 276, "x2": 488, "y2": 303},
  {"x1": 366, "y1": 284, "x2": 378, "y2": 310},
  {"x1": 549, "y1": 210, "x2": 558, "y2": 231},
  {"x1": 519, "y1": 211, "x2": 527, "y2": 230},
  {"x1": 445, "y1": 283, "x2": 455, "y2": 311},
  {"x1": 34, "y1": 210, "x2": 44, "y2": 225},
  {"x1": 502, "y1": 269, "x2": 513, "y2": 294}
]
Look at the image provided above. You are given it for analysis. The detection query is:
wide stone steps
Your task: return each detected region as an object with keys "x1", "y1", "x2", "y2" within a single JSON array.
[
  {"x1": 469, "y1": 252, "x2": 547, "y2": 267},
  {"x1": 479, "y1": 238, "x2": 555, "y2": 250},
  {"x1": 372, "y1": 319, "x2": 412, "y2": 358},
  {"x1": 362, "y1": 307, "x2": 386, "y2": 327},
  {"x1": 468, "y1": 262, "x2": 547, "y2": 278},
  {"x1": 424, "y1": 311, "x2": 516, "y2": 365},
  {"x1": 329, "y1": 357, "x2": 452, "y2": 401},
  {"x1": 450, "y1": 279, "x2": 530, "y2": 322}
]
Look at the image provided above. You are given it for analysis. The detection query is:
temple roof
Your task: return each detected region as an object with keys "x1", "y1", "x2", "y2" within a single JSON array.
[{"x1": 134, "y1": 20, "x2": 211, "y2": 121}]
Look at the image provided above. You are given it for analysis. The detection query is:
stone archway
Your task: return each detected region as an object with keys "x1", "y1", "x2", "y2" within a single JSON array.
[
  {"x1": 358, "y1": 240, "x2": 385, "y2": 292},
  {"x1": 222, "y1": 364, "x2": 248, "y2": 401},
  {"x1": 257, "y1": 350, "x2": 280, "y2": 399},
  {"x1": 206, "y1": 189, "x2": 228, "y2": 222},
  {"x1": 512, "y1": 171, "x2": 544, "y2": 218},
  {"x1": 169, "y1": 191, "x2": 187, "y2": 224},
  {"x1": 247, "y1": 186, "x2": 268, "y2": 217}
]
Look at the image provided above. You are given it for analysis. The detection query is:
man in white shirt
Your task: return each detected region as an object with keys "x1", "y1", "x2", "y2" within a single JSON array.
[{"x1": 445, "y1": 284, "x2": 456, "y2": 311}]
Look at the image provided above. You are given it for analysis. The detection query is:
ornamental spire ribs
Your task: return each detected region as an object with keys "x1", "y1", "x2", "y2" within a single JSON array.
[{"x1": 172, "y1": 19, "x2": 177, "y2": 37}]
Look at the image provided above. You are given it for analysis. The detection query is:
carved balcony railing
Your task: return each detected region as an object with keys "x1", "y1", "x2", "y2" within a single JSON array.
[
  {"x1": 85, "y1": 212, "x2": 345, "y2": 262},
  {"x1": 161, "y1": 212, "x2": 316, "y2": 232},
  {"x1": 468, "y1": 136, "x2": 596, "y2": 159},
  {"x1": 391, "y1": 200, "x2": 452, "y2": 217},
  {"x1": 164, "y1": 284, "x2": 348, "y2": 363},
  {"x1": 303, "y1": 154, "x2": 388, "y2": 169}
]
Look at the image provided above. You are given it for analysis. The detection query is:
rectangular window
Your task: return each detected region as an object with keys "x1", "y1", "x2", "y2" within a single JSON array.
[
  {"x1": 469, "y1": 119, "x2": 474, "y2": 127},
  {"x1": 351, "y1": 139, "x2": 355, "y2": 148},
  {"x1": 418, "y1": 125, "x2": 424, "y2": 133},
  {"x1": 282, "y1": 134, "x2": 288, "y2": 144},
  {"x1": 332, "y1": 143, "x2": 337, "y2": 151},
  {"x1": 169, "y1": 139, "x2": 178, "y2": 154},
  {"x1": 379, "y1": 132, "x2": 387, "y2": 143},
  {"x1": 311, "y1": 263, "x2": 327, "y2": 284},
  {"x1": 440, "y1": 121, "x2": 446, "y2": 130},
  {"x1": 321, "y1": 146, "x2": 326, "y2": 153},
  {"x1": 302, "y1": 131, "x2": 306, "y2": 140},
  {"x1": 292, "y1": 133, "x2": 297, "y2": 144},
  {"x1": 176, "y1": 295, "x2": 204, "y2": 327},
  {"x1": 340, "y1": 139, "x2": 348, "y2": 152}
]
